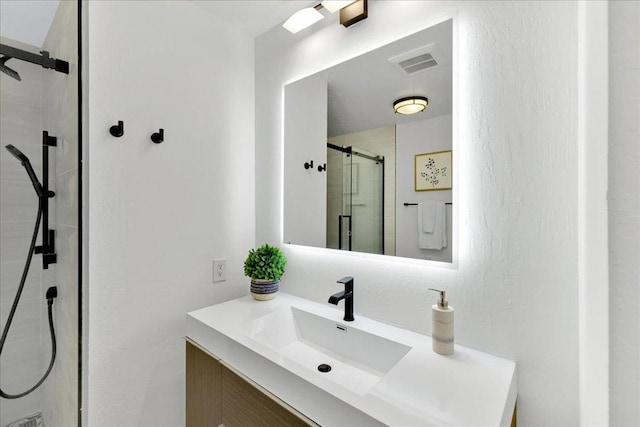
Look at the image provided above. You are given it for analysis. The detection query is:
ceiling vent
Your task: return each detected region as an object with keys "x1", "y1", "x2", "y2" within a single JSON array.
[{"x1": 388, "y1": 43, "x2": 440, "y2": 75}]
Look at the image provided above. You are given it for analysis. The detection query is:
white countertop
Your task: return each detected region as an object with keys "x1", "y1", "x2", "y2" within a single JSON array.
[{"x1": 186, "y1": 293, "x2": 516, "y2": 426}]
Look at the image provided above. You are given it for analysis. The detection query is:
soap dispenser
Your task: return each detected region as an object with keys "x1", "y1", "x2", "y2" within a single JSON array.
[{"x1": 429, "y1": 288, "x2": 454, "y2": 356}]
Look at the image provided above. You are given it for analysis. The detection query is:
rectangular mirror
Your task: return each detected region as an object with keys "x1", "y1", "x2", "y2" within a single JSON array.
[{"x1": 284, "y1": 19, "x2": 453, "y2": 262}]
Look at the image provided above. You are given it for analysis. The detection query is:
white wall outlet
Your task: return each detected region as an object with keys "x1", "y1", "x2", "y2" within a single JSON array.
[{"x1": 212, "y1": 258, "x2": 226, "y2": 283}]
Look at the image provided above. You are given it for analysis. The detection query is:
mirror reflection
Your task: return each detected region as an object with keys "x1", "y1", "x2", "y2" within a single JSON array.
[{"x1": 284, "y1": 19, "x2": 453, "y2": 262}]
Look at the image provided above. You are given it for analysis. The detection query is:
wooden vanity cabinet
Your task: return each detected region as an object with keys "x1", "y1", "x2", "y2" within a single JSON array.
[{"x1": 186, "y1": 340, "x2": 316, "y2": 427}]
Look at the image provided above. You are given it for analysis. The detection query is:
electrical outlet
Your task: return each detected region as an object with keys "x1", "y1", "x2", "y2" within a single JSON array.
[{"x1": 213, "y1": 258, "x2": 226, "y2": 283}]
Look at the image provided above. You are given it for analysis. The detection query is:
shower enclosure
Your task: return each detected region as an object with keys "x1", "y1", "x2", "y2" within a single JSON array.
[
  {"x1": 327, "y1": 144, "x2": 385, "y2": 255},
  {"x1": 0, "y1": 1, "x2": 80, "y2": 426}
]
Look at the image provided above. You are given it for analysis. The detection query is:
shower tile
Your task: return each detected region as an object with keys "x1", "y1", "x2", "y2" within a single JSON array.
[
  {"x1": 0, "y1": 387, "x2": 41, "y2": 427},
  {"x1": 0, "y1": 351, "x2": 43, "y2": 385},
  {"x1": 0, "y1": 222, "x2": 42, "y2": 263},
  {"x1": 54, "y1": 168, "x2": 78, "y2": 227},
  {"x1": 0, "y1": 57, "x2": 43, "y2": 108},
  {"x1": 55, "y1": 225, "x2": 78, "y2": 266},
  {"x1": 0, "y1": 100, "x2": 43, "y2": 147},
  {"x1": 43, "y1": 0, "x2": 77, "y2": 61},
  {"x1": 0, "y1": 143, "x2": 43, "y2": 183},
  {"x1": 0, "y1": 181, "x2": 40, "y2": 222},
  {"x1": 0, "y1": 259, "x2": 42, "y2": 305},
  {"x1": 55, "y1": 251, "x2": 77, "y2": 290},
  {"x1": 54, "y1": 114, "x2": 78, "y2": 176},
  {"x1": 0, "y1": 303, "x2": 41, "y2": 346},
  {"x1": 43, "y1": 72, "x2": 78, "y2": 128}
]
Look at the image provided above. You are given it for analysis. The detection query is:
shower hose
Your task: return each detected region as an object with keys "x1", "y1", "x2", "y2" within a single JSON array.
[{"x1": 0, "y1": 198, "x2": 57, "y2": 399}]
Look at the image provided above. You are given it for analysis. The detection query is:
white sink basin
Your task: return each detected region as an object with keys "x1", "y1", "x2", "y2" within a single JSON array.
[
  {"x1": 243, "y1": 307, "x2": 411, "y2": 394},
  {"x1": 187, "y1": 293, "x2": 517, "y2": 426}
]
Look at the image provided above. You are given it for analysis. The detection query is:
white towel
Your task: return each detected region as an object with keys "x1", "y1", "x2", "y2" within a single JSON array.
[
  {"x1": 418, "y1": 201, "x2": 447, "y2": 250},
  {"x1": 421, "y1": 201, "x2": 437, "y2": 233}
]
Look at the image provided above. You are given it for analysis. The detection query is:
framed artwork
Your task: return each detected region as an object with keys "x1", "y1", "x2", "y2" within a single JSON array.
[{"x1": 415, "y1": 150, "x2": 452, "y2": 191}]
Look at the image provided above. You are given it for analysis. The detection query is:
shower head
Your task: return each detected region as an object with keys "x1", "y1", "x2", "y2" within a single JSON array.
[
  {"x1": 5, "y1": 144, "x2": 29, "y2": 162},
  {"x1": 5, "y1": 144, "x2": 44, "y2": 198},
  {"x1": 0, "y1": 56, "x2": 21, "y2": 81}
]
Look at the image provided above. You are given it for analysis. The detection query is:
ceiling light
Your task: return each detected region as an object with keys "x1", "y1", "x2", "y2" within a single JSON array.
[
  {"x1": 283, "y1": 1, "x2": 367, "y2": 34},
  {"x1": 393, "y1": 96, "x2": 429, "y2": 115},
  {"x1": 282, "y1": 7, "x2": 324, "y2": 34},
  {"x1": 321, "y1": 1, "x2": 357, "y2": 13}
]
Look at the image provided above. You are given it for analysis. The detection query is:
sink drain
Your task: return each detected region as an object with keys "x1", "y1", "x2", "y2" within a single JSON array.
[{"x1": 317, "y1": 363, "x2": 332, "y2": 373}]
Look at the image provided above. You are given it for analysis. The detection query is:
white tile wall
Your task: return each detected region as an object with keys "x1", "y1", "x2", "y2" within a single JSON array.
[
  {"x1": 40, "y1": 1, "x2": 79, "y2": 426},
  {"x1": 0, "y1": 36, "x2": 45, "y2": 427},
  {"x1": 1, "y1": 2, "x2": 79, "y2": 424}
]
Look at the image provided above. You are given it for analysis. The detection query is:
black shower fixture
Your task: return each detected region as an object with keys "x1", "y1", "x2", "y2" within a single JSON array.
[
  {"x1": 151, "y1": 128, "x2": 164, "y2": 144},
  {"x1": 109, "y1": 120, "x2": 124, "y2": 137},
  {"x1": 0, "y1": 56, "x2": 21, "y2": 81},
  {"x1": 0, "y1": 43, "x2": 69, "y2": 80},
  {"x1": 5, "y1": 144, "x2": 48, "y2": 198},
  {"x1": 4, "y1": 134, "x2": 57, "y2": 269},
  {"x1": 1, "y1": 140, "x2": 59, "y2": 399}
]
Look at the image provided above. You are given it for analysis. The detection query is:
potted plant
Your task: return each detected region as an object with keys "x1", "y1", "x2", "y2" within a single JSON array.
[{"x1": 243, "y1": 244, "x2": 287, "y2": 301}]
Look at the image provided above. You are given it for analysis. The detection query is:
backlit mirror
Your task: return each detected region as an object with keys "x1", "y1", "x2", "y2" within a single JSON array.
[{"x1": 284, "y1": 19, "x2": 453, "y2": 262}]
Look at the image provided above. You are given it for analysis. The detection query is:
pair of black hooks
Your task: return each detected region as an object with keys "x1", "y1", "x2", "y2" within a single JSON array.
[
  {"x1": 109, "y1": 121, "x2": 164, "y2": 144},
  {"x1": 303, "y1": 160, "x2": 326, "y2": 172}
]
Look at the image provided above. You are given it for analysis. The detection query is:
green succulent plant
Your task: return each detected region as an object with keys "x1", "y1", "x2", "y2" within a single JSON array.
[{"x1": 243, "y1": 244, "x2": 287, "y2": 281}]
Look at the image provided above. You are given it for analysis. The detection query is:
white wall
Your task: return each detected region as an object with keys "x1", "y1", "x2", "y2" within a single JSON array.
[
  {"x1": 608, "y1": 1, "x2": 639, "y2": 425},
  {"x1": 256, "y1": 1, "x2": 608, "y2": 425},
  {"x1": 283, "y1": 74, "x2": 327, "y2": 247},
  {"x1": 396, "y1": 114, "x2": 452, "y2": 261},
  {"x1": 84, "y1": 1, "x2": 255, "y2": 426}
]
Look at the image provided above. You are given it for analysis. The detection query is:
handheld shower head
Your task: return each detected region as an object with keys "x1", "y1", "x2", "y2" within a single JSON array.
[
  {"x1": 5, "y1": 144, "x2": 44, "y2": 197},
  {"x1": 5, "y1": 144, "x2": 29, "y2": 162},
  {"x1": 0, "y1": 56, "x2": 21, "y2": 81}
]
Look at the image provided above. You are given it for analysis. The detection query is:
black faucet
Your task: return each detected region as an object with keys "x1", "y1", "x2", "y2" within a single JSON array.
[{"x1": 328, "y1": 276, "x2": 354, "y2": 322}]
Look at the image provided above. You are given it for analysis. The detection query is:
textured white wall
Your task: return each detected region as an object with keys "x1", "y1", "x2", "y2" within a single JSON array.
[
  {"x1": 256, "y1": 1, "x2": 608, "y2": 425},
  {"x1": 608, "y1": 1, "x2": 639, "y2": 425},
  {"x1": 84, "y1": 1, "x2": 255, "y2": 426}
]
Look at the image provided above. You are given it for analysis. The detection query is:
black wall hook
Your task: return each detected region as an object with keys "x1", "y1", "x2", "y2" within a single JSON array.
[
  {"x1": 151, "y1": 128, "x2": 164, "y2": 144},
  {"x1": 109, "y1": 121, "x2": 124, "y2": 137},
  {"x1": 318, "y1": 163, "x2": 326, "y2": 172},
  {"x1": 304, "y1": 160, "x2": 314, "y2": 170}
]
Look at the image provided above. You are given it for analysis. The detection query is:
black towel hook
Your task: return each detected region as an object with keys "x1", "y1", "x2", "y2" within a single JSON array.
[
  {"x1": 109, "y1": 121, "x2": 124, "y2": 137},
  {"x1": 151, "y1": 128, "x2": 164, "y2": 144},
  {"x1": 317, "y1": 163, "x2": 326, "y2": 172},
  {"x1": 304, "y1": 160, "x2": 314, "y2": 170}
]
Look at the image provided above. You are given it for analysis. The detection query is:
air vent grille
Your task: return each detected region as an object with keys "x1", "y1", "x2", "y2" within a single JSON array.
[
  {"x1": 388, "y1": 44, "x2": 440, "y2": 75},
  {"x1": 398, "y1": 53, "x2": 438, "y2": 74}
]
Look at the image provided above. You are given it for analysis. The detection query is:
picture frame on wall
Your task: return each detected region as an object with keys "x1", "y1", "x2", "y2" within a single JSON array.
[{"x1": 415, "y1": 150, "x2": 452, "y2": 191}]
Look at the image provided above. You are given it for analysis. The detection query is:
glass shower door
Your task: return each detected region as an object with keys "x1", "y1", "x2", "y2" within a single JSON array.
[
  {"x1": 346, "y1": 147, "x2": 384, "y2": 255},
  {"x1": 327, "y1": 145, "x2": 384, "y2": 255}
]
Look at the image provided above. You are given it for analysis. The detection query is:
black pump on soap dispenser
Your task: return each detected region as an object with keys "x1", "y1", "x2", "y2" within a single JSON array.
[{"x1": 429, "y1": 288, "x2": 454, "y2": 356}]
